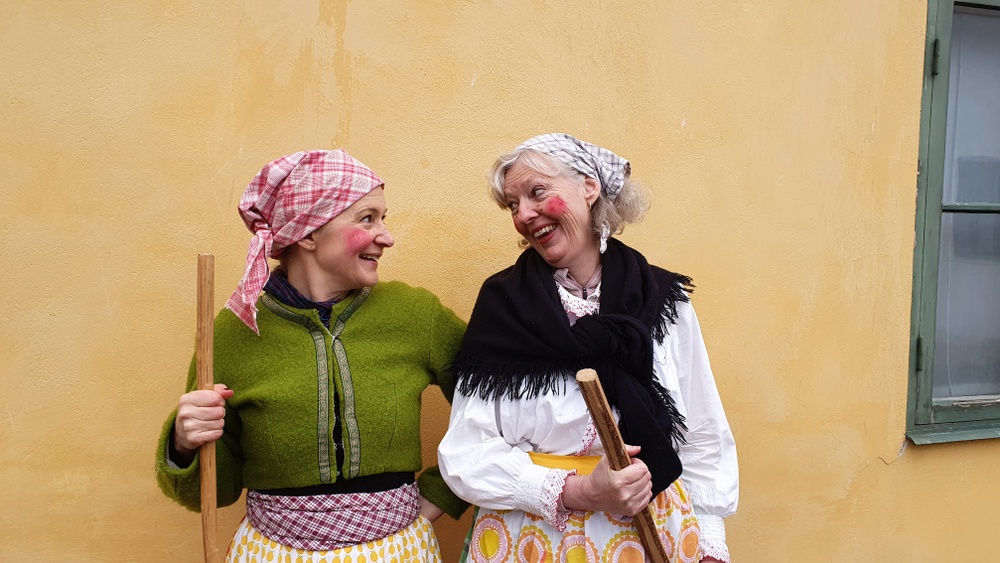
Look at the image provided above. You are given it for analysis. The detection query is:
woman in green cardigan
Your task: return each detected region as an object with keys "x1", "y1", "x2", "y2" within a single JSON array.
[{"x1": 156, "y1": 149, "x2": 467, "y2": 562}]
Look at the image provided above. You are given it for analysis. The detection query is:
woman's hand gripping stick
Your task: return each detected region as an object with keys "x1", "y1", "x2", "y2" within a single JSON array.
[{"x1": 576, "y1": 368, "x2": 669, "y2": 563}]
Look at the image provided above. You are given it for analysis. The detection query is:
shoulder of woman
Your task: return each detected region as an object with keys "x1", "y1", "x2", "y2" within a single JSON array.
[
  {"x1": 673, "y1": 297, "x2": 696, "y2": 322},
  {"x1": 370, "y1": 280, "x2": 448, "y2": 311},
  {"x1": 474, "y1": 262, "x2": 527, "y2": 301},
  {"x1": 215, "y1": 306, "x2": 251, "y2": 334},
  {"x1": 211, "y1": 306, "x2": 267, "y2": 358},
  {"x1": 649, "y1": 263, "x2": 694, "y2": 289}
]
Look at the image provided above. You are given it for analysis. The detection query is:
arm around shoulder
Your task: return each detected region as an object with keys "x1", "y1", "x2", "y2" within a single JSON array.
[{"x1": 425, "y1": 292, "x2": 467, "y2": 401}]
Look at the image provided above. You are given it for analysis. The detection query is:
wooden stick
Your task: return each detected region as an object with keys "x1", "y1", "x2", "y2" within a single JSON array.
[
  {"x1": 576, "y1": 368, "x2": 669, "y2": 563},
  {"x1": 196, "y1": 254, "x2": 219, "y2": 563}
]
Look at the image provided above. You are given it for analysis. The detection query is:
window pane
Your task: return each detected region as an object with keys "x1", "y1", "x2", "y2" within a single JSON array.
[
  {"x1": 942, "y1": 7, "x2": 1000, "y2": 205},
  {"x1": 933, "y1": 213, "x2": 1000, "y2": 398}
]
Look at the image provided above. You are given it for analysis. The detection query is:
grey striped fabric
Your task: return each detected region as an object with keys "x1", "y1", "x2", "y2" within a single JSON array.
[{"x1": 516, "y1": 133, "x2": 631, "y2": 199}]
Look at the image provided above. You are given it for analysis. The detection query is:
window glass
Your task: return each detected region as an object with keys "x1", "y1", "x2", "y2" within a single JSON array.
[
  {"x1": 931, "y1": 6, "x2": 1000, "y2": 401},
  {"x1": 942, "y1": 6, "x2": 1000, "y2": 204},
  {"x1": 932, "y1": 212, "x2": 1000, "y2": 398}
]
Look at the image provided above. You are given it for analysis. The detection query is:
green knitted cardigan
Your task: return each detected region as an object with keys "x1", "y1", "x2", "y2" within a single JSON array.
[{"x1": 155, "y1": 281, "x2": 469, "y2": 519}]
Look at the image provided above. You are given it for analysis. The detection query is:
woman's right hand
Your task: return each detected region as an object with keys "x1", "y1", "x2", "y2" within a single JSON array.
[
  {"x1": 171, "y1": 383, "x2": 234, "y2": 463},
  {"x1": 561, "y1": 445, "x2": 652, "y2": 516}
]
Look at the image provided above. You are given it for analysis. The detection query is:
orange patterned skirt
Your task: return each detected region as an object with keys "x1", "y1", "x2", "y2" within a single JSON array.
[{"x1": 461, "y1": 479, "x2": 701, "y2": 563}]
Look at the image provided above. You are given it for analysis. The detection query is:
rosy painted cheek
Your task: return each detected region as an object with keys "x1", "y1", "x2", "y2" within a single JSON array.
[
  {"x1": 511, "y1": 216, "x2": 529, "y2": 236},
  {"x1": 346, "y1": 228, "x2": 374, "y2": 253},
  {"x1": 544, "y1": 197, "x2": 567, "y2": 216}
]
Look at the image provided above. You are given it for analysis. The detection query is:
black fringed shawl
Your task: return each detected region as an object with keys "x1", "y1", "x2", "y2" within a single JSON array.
[{"x1": 454, "y1": 237, "x2": 693, "y2": 495}]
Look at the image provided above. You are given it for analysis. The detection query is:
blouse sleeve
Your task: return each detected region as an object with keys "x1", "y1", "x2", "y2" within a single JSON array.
[
  {"x1": 667, "y1": 300, "x2": 739, "y2": 562},
  {"x1": 438, "y1": 391, "x2": 574, "y2": 530}
]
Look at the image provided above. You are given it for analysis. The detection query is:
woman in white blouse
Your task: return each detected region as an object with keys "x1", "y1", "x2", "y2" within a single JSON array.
[{"x1": 438, "y1": 133, "x2": 738, "y2": 562}]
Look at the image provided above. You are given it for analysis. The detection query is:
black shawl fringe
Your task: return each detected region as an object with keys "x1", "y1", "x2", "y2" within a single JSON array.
[
  {"x1": 456, "y1": 273, "x2": 695, "y2": 412},
  {"x1": 650, "y1": 273, "x2": 694, "y2": 343},
  {"x1": 651, "y1": 378, "x2": 688, "y2": 445},
  {"x1": 454, "y1": 358, "x2": 576, "y2": 401}
]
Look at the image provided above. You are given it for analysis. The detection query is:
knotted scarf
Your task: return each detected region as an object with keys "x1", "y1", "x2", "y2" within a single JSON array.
[
  {"x1": 516, "y1": 133, "x2": 631, "y2": 199},
  {"x1": 225, "y1": 149, "x2": 383, "y2": 334}
]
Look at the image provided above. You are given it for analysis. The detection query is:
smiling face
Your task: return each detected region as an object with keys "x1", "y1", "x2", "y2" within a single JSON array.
[
  {"x1": 290, "y1": 187, "x2": 394, "y2": 300},
  {"x1": 502, "y1": 158, "x2": 602, "y2": 281}
]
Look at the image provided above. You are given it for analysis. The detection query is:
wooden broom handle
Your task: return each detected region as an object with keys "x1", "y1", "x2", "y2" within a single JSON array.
[
  {"x1": 196, "y1": 254, "x2": 219, "y2": 563},
  {"x1": 576, "y1": 368, "x2": 669, "y2": 563}
]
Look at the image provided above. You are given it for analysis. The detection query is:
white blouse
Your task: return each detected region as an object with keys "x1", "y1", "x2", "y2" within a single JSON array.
[{"x1": 438, "y1": 298, "x2": 739, "y2": 557}]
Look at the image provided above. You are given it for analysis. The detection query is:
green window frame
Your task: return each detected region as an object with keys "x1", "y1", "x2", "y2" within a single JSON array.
[{"x1": 908, "y1": 0, "x2": 1000, "y2": 444}]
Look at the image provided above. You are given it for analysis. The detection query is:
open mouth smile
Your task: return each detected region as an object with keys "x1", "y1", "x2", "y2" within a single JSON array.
[{"x1": 533, "y1": 225, "x2": 556, "y2": 239}]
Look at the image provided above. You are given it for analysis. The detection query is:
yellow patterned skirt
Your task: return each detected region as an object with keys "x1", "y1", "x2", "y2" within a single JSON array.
[
  {"x1": 226, "y1": 513, "x2": 442, "y2": 563},
  {"x1": 461, "y1": 480, "x2": 701, "y2": 563}
]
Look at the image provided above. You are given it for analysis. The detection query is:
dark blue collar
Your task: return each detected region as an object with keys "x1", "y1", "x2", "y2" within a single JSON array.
[{"x1": 263, "y1": 270, "x2": 343, "y2": 326}]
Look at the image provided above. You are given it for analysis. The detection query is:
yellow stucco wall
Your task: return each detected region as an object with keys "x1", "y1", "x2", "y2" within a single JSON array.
[{"x1": 3, "y1": 1, "x2": 998, "y2": 561}]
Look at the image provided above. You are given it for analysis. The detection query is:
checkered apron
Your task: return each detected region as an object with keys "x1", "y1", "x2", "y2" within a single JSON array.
[{"x1": 242, "y1": 482, "x2": 421, "y2": 551}]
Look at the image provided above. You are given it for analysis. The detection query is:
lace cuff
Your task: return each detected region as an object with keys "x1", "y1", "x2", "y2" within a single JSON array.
[
  {"x1": 540, "y1": 469, "x2": 574, "y2": 530},
  {"x1": 697, "y1": 513, "x2": 731, "y2": 562},
  {"x1": 512, "y1": 463, "x2": 574, "y2": 530}
]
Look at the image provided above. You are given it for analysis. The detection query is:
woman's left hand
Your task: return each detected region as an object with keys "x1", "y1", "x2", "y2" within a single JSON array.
[{"x1": 419, "y1": 495, "x2": 444, "y2": 522}]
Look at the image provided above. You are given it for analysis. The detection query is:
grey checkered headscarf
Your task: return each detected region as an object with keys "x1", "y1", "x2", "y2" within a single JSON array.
[{"x1": 516, "y1": 133, "x2": 631, "y2": 199}]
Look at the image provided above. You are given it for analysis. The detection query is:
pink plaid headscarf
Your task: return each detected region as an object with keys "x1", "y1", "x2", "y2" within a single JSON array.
[{"x1": 225, "y1": 149, "x2": 384, "y2": 334}]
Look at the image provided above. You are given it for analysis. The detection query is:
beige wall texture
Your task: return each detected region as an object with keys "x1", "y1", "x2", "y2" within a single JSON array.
[{"x1": 3, "y1": 1, "x2": 999, "y2": 561}]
